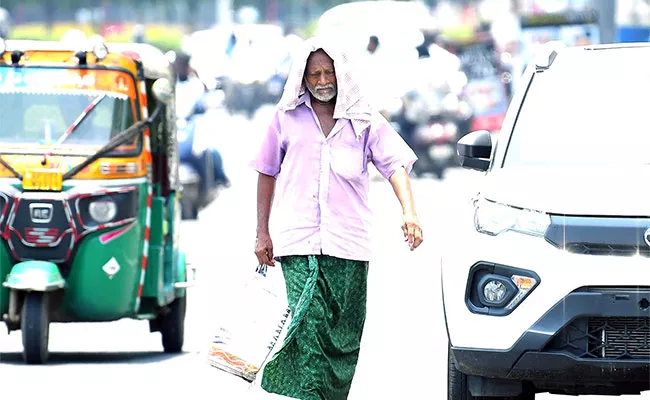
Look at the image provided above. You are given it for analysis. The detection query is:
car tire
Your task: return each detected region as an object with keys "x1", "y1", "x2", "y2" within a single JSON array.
[
  {"x1": 448, "y1": 343, "x2": 534, "y2": 400},
  {"x1": 160, "y1": 295, "x2": 186, "y2": 353}
]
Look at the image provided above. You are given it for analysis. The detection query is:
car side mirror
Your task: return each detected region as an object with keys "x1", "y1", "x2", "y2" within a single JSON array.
[
  {"x1": 457, "y1": 130, "x2": 492, "y2": 172},
  {"x1": 152, "y1": 77, "x2": 174, "y2": 105}
]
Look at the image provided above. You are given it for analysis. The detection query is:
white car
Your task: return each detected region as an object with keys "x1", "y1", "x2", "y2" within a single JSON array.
[{"x1": 442, "y1": 42, "x2": 650, "y2": 399}]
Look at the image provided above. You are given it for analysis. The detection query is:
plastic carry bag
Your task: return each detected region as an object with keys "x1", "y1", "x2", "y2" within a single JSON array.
[{"x1": 207, "y1": 263, "x2": 290, "y2": 382}]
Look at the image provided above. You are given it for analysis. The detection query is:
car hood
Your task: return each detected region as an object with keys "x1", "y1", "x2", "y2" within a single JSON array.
[{"x1": 479, "y1": 166, "x2": 650, "y2": 217}]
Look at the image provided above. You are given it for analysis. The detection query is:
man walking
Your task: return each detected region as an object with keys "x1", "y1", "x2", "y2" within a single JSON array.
[{"x1": 251, "y1": 37, "x2": 423, "y2": 400}]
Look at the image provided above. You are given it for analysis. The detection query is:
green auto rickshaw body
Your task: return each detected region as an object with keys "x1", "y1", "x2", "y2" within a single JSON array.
[
  {"x1": 0, "y1": 181, "x2": 186, "y2": 322},
  {"x1": 0, "y1": 39, "x2": 191, "y2": 363}
]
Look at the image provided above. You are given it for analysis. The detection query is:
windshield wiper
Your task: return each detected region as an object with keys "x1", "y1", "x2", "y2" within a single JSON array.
[
  {"x1": 0, "y1": 96, "x2": 107, "y2": 181},
  {"x1": 0, "y1": 114, "x2": 147, "y2": 184},
  {"x1": 56, "y1": 94, "x2": 106, "y2": 145},
  {"x1": 0, "y1": 155, "x2": 23, "y2": 180},
  {"x1": 62, "y1": 104, "x2": 163, "y2": 181},
  {"x1": 0, "y1": 95, "x2": 150, "y2": 184}
]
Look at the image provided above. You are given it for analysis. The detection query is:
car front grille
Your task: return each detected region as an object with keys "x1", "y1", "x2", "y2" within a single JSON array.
[
  {"x1": 545, "y1": 317, "x2": 650, "y2": 360},
  {"x1": 565, "y1": 243, "x2": 650, "y2": 257}
]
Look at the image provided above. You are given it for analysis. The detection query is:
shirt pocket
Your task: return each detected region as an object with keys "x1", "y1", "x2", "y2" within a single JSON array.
[{"x1": 330, "y1": 142, "x2": 366, "y2": 182}]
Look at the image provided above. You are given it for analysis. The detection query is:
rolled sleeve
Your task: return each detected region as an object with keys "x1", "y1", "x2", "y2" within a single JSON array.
[
  {"x1": 368, "y1": 113, "x2": 418, "y2": 180},
  {"x1": 250, "y1": 110, "x2": 285, "y2": 177}
]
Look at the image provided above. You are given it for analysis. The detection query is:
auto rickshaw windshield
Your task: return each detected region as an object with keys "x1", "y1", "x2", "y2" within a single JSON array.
[{"x1": 0, "y1": 66, "x2": 139, "y2": 156}]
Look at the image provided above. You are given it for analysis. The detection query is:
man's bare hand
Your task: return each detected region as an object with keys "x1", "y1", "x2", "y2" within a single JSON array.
[
  {"x1": 255, "y1": 233, "x2": 275, "y2": 266},
  {"x1": 402, "y1": 213, "x2": 423, "y2": 251}
]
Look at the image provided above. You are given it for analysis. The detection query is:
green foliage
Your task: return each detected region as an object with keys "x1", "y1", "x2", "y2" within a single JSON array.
[{"x1": 9, "y1": 23, "x2": 184, "y2": 53}]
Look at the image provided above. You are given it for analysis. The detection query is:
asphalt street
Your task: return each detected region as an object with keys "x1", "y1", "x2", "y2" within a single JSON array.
[{"x1": 0, "y1": 106, "x2": 646, "y2": 400}]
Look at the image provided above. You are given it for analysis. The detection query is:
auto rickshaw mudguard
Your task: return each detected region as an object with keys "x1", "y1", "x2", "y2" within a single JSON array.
[{"x1": 3, "y1": 261, "x2": 65, "y2": 291}]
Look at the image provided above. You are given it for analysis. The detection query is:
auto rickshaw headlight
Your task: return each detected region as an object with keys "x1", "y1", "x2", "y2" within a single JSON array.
[{"x1": 89, "y1": 199, "x2": 117, "y2": 224}]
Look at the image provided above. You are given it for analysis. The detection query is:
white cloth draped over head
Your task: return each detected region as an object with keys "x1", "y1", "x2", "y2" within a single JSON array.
[{"x1": 277, "y1": 36, "x2": 373, "y2": 140}]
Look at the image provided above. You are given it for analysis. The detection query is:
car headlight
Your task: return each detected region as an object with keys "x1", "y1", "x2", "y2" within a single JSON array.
[
  {"x1": 89, "y1": 200, "x2": 117, "y2": 224},
  {"x1": 479, "y1": 274, "x2": 538, "y2": 310},
  {"x1": 474, "y1": 198, "x2": 550, "y2": 237},
  {"x1": 466, "y1": 262, "x2": 541, "y2": 316}
]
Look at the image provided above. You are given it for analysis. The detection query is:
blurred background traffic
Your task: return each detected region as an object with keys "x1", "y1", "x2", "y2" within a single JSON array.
[
  {"x1": 0, "y1": 0, "x2": 646, "y2": 216},
  {"x1": 2, "y1": 2, "x2": 650, "y2": 398}
]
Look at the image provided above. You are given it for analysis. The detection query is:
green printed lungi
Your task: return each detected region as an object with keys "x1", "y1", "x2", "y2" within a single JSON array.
[{"x1": 261, "y1": 255, "x2": 369, "y2": 400}]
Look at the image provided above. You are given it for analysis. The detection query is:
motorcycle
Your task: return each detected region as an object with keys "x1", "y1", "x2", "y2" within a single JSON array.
[
  {"x1": 410, "y1": 118, "x2": 462, "y2": 179},
  {"x1": 395, "y1": 86, "x2": 472, "y2": 179},
  {"x1": 394, "y1": 52, "x2": 472, "y2": 179},
  {"x1": 177, "y1": 94, "x2": 229, "y2": 220}
]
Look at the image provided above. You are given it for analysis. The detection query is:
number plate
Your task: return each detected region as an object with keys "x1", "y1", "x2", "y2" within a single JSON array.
[{"x1": 22, "y1": 169, "x2": 63, "y2": 191}]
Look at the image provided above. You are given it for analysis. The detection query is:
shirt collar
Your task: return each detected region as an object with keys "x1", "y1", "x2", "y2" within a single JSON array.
[{"x1": 296, "y1": 92, "x2": 311, "y2": 109}]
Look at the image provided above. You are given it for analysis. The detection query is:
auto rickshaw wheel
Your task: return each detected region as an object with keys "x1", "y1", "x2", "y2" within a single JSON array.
[
  {"x1": 160, "y1": 294, "x2": 186, "y2": 353},
  {"x1": 21, "y1": 292, "x2": 50, "y2": 364}
]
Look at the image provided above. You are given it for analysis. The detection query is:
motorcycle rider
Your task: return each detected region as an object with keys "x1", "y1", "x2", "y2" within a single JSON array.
[
  {"x1": 173, "y1": 52, "x2": 230, "y2": 188},
  {"x1": 174, "y1": 52, "x2": 207, "y2": 119}
]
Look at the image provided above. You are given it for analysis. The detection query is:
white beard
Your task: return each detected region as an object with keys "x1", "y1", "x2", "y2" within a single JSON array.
[{"x1": 305, "y1": 80, "x2": 337, "y2": 103}]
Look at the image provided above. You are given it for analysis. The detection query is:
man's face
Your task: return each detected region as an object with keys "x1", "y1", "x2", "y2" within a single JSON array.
[{"x1": 304, "y1": 50, "x2": 337, "y2": 103}]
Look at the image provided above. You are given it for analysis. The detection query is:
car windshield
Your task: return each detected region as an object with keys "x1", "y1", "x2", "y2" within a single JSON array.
[
  {"x1": 0, "y1": 90, "x2": 135, "y2": 154},
  {"x1": 503, "y1": 53, "x2": 650, "y2": 167}
]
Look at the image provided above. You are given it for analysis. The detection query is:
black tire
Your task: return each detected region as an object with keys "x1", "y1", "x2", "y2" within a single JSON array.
[
  {"x1": 160, "y1": 295, "x2": 186, "y2": 353},
  {"x1": 21, "y1": 292, "x2": 50, "y2": 364},
  {"x1": 448, "y1": 343, "x2": 534, "y2": 400}
]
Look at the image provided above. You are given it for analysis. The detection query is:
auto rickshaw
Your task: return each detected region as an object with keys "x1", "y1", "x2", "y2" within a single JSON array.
[{"x1": 0, "y1": 38, "x2": 192, "y2": 364}]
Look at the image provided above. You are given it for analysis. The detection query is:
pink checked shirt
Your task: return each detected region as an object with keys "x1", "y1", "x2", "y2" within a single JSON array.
[{"x1": 251, "y1": 94, "x2": 417, "y2": 262}]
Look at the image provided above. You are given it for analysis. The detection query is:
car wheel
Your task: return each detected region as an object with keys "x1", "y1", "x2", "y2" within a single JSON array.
[{"x1": 448, "y1": 343, "x2": 534, "y2": 400}]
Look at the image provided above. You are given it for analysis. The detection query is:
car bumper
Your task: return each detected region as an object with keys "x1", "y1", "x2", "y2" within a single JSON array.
[
  {"x1": 441, "y1": 212, "x2": 650, "y2": 350},
  {"x1": 451, "y1": 288, "x2": 650, "y2": 388},
  {"x1": 442, "y1": 209, "x2": 650, "y2": 393}
]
